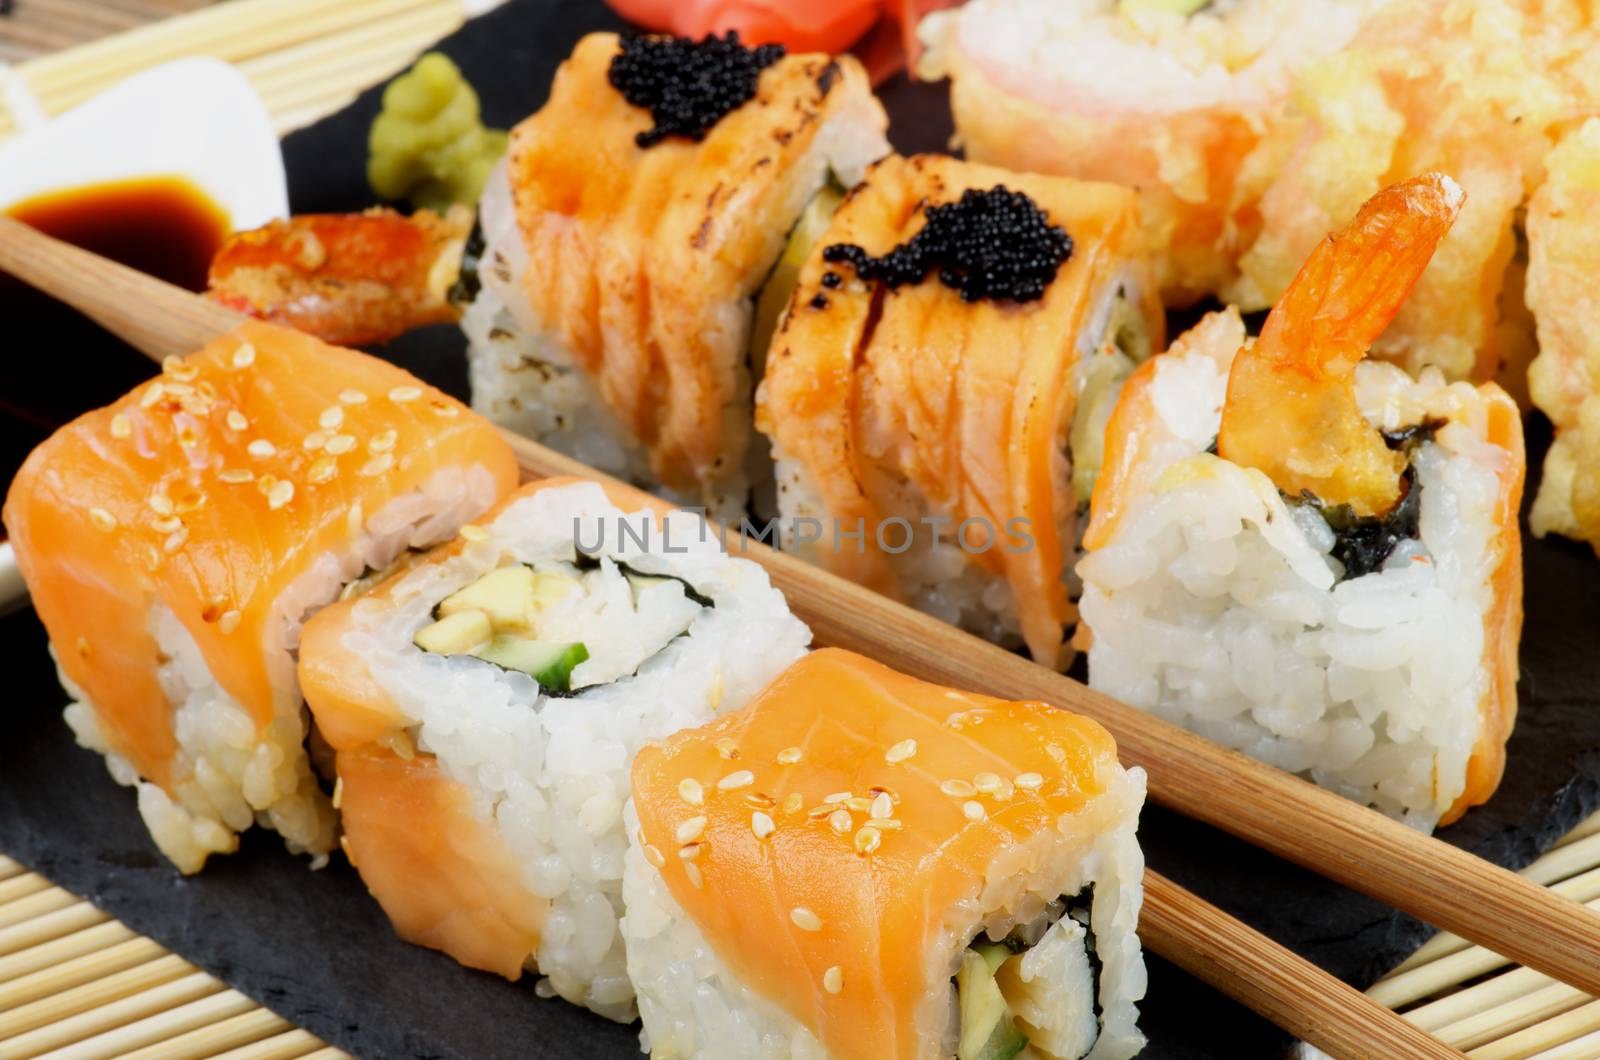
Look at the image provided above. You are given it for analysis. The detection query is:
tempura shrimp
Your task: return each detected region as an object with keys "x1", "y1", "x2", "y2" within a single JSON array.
[
  {"x1": 206, "y1": 205, "x2": 473, "y2": 346},
  {"x1": 1218, "y1": 172, "x2": 1464, "y2": 517}
]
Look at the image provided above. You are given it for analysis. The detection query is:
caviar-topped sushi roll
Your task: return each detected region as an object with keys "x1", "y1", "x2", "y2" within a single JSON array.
[
  {"x1": 2, "y1": 322, "x2": 518, "y2": 871},
  {"x1": 297, "y1": 477, "x2": 809, "y2": 1019},
  {"x1": 623, "y1": 648, "x2": 1148, "y2": 1060},
  {"x1": 757, "y1": 153, "x2": 1162, "y2": 670},
  {"x1": 1079, "y1": 175, "x2": 1525, "y2": 827},
  {"x1": 464, "y1": 31, "x2": 890, "y2": 519}
]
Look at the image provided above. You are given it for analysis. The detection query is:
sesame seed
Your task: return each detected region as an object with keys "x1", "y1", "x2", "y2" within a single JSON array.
[
  {"x1": 715, "y1": 738, "x2": 741, "y2": 760},
  {"x1": 744, "y1": 791, "x2": 776, "y2": 809},
  {"x1": 176, "y1": 425, "x2": 199, "y2": 449},
  {"x1": 459, "y1": 524, "x2": 488, "y2": 542},
  {"x1": 790, "y1": 907, "x2": 822, "y2": 932},
  {"x1": 941, "y1": 779, "x2": 976, "y2": 798},
  {"x1": 678, "y1": 778, "x2": 704, "y2": 805},
  {"x1": 307, "y1": 458, "x2": 338, "y2": 485},
  {"x1": 89, "y1": 507, "x2": 117, "y2": 532},
  {"x1": 717, "y1": 770, "x2": 754, "y2": 791},
  {"x1": 675, "y1": 816, "x2": 706, "y2": 843},
  {"x1": 973, "y1": 772, "x2": 1002, "y2": 794},
  {"x1": 139, "y1": 383, "x2": 165, "y2": 409},
  {"x1": 807, "y1": 804, "x2": 837, "y2": 820},
  {"x1": 868, "y1": 817, "x2": 902, "y2": 830},
  {"x1": 267, "y1": 480, "x2": 294, "y2": 510},
  {"x1": 751, "y1": 811, "x2": 775, "y2": 839},
  {"x1": 994, "y1": 778, "x2": 1015, "y2": 801},
  {"x1": 776, "y1": 746, "x2": 802, "y2": 765},
  {"x1": 152, "y1": 515, "x2": 182, "y2": 534},
  {"x1": 868, "y1": 785, "x2": 899, "y2": 803},
  {"x1": 110, "y1": 414, "x2": 131, "y2": 439},
  {"x1": 1015, "y1": 772, "x2": 1044, "y2": 790},
  {"x1": 846, "y1": 797, "x2": 873, "y2": 814},
  {"x1": 202, "y1": 596, "x2": 228, "y2": 622},
  {"x1": 247, "y1": 439, "x2": 276, "y2": 460},
  {"x1": 782, "y1": 792, "x2": 804, "y2": 815},
  {"x1": 678, "y1": 842, "x2": 702, "y2": 860},
  {"x1": 148, "y1": 491, "x2": 174, "y2": 516},
  {"x1": 431, "y1": 400, "x2": 459, "y2": 418},
  {"x1": 321, "y1": 434, "x2": 354, "y2": 456},
  {"x1": 644, "y1": 844, "x2": 665, "y2": 868},
  {"x1": 388, "y1": 385, "x2": 422, "y2": 403},
  {"x1": 823, "y1": 791, "x2": 852, "y2": 804},
  {"x1": 828, "y1": 809, "x2": 852, "y2": 834},
  {"x1": 319, "y1": 407, "x2": 345, "y2": 430},
  {"x1": 823, "y1": 966, "x2": 843, "y2": 994},
  {"x1": 162, "y1": 355, "x2": 186, "y2": 376},
  {"x1": 369, "y1": 429, "x2": 398, "y2": 453},
  {"x1": 163, "y1": 528, "x2": 189, "y2": 553},
  {"x1": 360, "y1": 454, "x2": 394, "y2": 477},
  {"x1": 331, "y1": 776, "x2": 344, "y2": 810},
  {"x1": 683, "y1": 861, "x2": 704, "y2": 888},
  {"x1": 232, "y1": 343, "x2": 256, "y2": 368},
  {"x1": 963, "y1": 800, "x2": 986, "y2": 821},
  {"x1": 218, "y1": 468, "x2": 253, "y2": 484},
  {"x1": 339, "y1": 389, "x2": 368, "y2": 405},
  {"x1": 854, "y1": 827, "x2": 881, "y2": 854},
  {"x1": 303, "y1": 431, "x2": 328, "y2": 451},
  {"x1": 871, "y1": 793, "x2": 893, "y2": 819},
  {"x1": 226, "y1": 410, "x2": 249, "y2": 432},
  {"x1": 885, "y1": 739, "x2": 917, "y2": 764}
]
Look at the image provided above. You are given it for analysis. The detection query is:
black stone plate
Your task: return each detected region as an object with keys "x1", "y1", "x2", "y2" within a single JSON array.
[{"x1": 5, "y1": 2, "x2": 1600, "y2": 1057}]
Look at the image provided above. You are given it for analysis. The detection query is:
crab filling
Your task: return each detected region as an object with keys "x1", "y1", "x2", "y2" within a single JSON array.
[
  {"x1": 956, "y1": 891, "x2": 1101, "y2": 1060},
  {"x1": 411, "y1": 556, "x2": 712, "y2": 693}
]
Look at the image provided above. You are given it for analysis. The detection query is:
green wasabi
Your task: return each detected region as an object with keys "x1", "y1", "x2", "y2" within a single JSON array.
[{"x1": 368, "y1": 52, "x2": 508, "y2": 211}]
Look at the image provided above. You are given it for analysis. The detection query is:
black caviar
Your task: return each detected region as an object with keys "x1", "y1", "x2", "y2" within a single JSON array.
[
  {"x1": 823, "y1": 186, "x2": 1073, "y2": 303},
  {"x1": 608, "y1": 32, "x2": 784, "y2": 148}
]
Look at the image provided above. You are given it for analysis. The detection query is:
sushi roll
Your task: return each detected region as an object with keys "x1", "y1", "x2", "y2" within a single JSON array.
[
  {"x1": 1078, "y1": 175, "x2": 1525, "y2": 827},
  {"x1": 917, "y1": 0, "x2": 1374, "y2": 303},
  {"x1": 1524, "y1": 118, "x2": 1600, "y2": 556},
  {"x1": 2, "y1": 322, "x2": 518, "y2": 872},
  {"x1": 464, "y1": 31, "x2": 890, "y2": 519},
  {"x1": 622, "y1": 647, "x2": 1148, "y2": 1059},
  {"x1": 1223, "y1": 0, "x2": 1558, "y2": 384},
  {"x1": 297, "y1": 477, "x2": 809, "y2": 1019},
  {"x1": 757, "y1": 153, "x2": 1163, "y2": 670}
]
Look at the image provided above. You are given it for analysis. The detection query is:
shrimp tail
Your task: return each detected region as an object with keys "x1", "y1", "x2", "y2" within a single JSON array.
[
  {"x1": 1258, "y1": 173, "x2": 1464, "y2": 377},
  {"x1": 1219, "y1": 173, "x2": 1464, "y2": 518}
]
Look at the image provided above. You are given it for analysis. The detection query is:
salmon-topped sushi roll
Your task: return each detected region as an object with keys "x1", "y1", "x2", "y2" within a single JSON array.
[
  {"x1": 623, "y1": 648, "x2": 1148, "y2": 1060},
  {"x1": 757, "y1": 153, "x2": 1162, "y2": 670},
  {"x1": 1079, "y1": 175, "x2": 1525, "y2": 828},
  {"x1": 2, "y1": 322, "x2": 518, "y2": 872},
  {"x1": 464, "y1": 31, "x2": 889, "y2": 519},
  {"x1": 298, "y1": 478, "x2": 809, "y2": 1019}
]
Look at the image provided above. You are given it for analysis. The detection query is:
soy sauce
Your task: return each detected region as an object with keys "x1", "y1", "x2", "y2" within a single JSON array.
[{"x1": 0, "y1": 176, "x2": 230, "y2": 491}]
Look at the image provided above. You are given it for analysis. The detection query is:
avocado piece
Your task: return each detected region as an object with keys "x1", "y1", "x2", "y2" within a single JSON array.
[
  {"x1": 414, "y1": 608, "x2": 492, "y2": 655},
  {"x1": 751, "y1": 181, "x2": 845, "y2": 367},
  {"x1": 437, "y1": 565, "x2": 579, "y2": 631},
  {"x1": 1070, "y1": 347, "x2": 1136, "y2": 500},
  {"x1": 473, "y1": 636, "x2": 589, "y2": 692},
  {"x1": 1119, "y1": 0, "x2": 1210, "y2": 15},
  {"x1": 973, "y1": 942, "x2": 1011, "y2": 976},
  {"x1": 957, "y1": 949, "x2": 1029, "y2": 1060}
]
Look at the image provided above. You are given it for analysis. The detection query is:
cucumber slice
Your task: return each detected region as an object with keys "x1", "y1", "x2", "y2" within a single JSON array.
[
  {"x1": 413, "y1": 609, "x2": 493, "y2": 655},
  {"x1": 751, "y1": 181, "x2": 844, "y2": 366},
  {"x1": 473, "y1": 636, "x2": 589, "y2": 692},
  {"x1": 957, "y1": 949, "x2": 1029, "y2": 1060},
  {"x1": 973, "y1": 942, "x2": 1011, "y2": 976},
  {"x1": 437, "y1": 566, "x2": 580, "y2": 631}
]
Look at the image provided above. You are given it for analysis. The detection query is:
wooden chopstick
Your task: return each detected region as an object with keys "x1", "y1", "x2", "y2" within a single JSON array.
[{"x1": 0, "y1": 215, "x2": 1532, "y2": 1058}]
